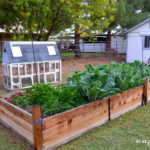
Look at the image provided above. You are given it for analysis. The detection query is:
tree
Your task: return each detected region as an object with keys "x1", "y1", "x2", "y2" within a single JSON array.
[
  {"x1": 0, "y1": 1, "x2": 18, "y2": 35},
  {"x1": 113, "y1": 0, "x2": 150, "y2": 32},
  {"x1": 103, "y1": 0, "x2": 117, "y2": 50},
  {"x1": 143, "y1": 0, "x2": 150, "y2": 13},
  {"x1": 0, "y1": 0, "x2": 117, "y2": 58},
  {"x1": 119, "y1": 0, "x2": 149, "y2": 30},
  {"x1": 71, "y1": 0, "x2": 117, "y2": 56},
  {"x1": 104, "y1": 0, "x2": 150, "y2": 50},
  {"x1": 0, "y1": 0, "x2": 74, "y2": 41}
]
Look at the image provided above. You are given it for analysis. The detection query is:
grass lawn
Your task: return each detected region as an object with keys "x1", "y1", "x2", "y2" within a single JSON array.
[
  {"x1": 60, "y1": 52, "x2": 101, "y2": 58},
  {"x1": 0, "y1": 123, "x2": 33, "y2": 150},
  {"x1": 57, "y1": 103, "x2": 150, "y2": 150},
  {"x1": 0, "y1": 100, "x2": 150, "y2": 150}
]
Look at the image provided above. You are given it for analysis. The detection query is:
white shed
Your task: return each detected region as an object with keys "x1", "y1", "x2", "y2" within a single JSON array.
[{"x1": 126, "y1": 18, "x2": 150, "y2": 64}]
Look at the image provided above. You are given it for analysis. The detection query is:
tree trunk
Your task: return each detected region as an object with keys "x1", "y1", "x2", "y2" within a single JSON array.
[
  {"x1": 0, "y1": 33, "x2": 3, "y2": 55},
  {"x1": 74, "y1": 25, "x2": 81, "y2": 57},
  {"x1": 106, "y1": 30, "x2": 111, "y2": 51}
]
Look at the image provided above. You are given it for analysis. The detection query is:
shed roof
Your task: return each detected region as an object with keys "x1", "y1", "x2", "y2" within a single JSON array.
[
  {"x1": 3, "y1": 41, "x2": 61, "y2": 64},
  {"x1": 125, "y1": 17, "x2": 150, "y2": 34}
]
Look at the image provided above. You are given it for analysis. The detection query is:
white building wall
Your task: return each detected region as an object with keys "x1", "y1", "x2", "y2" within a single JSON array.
[
  {"x1": 127, "y1": 35, "x2": 142, "y2": 62},
  {"x1": 127, "y1": 22, "x2": 150, "y2": 64},
  {"x1": 111, "y1": 36, "x2": 126, "y2": 53}
]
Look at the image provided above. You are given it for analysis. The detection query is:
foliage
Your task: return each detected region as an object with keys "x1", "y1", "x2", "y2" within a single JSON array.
[
  {"x1": 113, "y1": 0, "x2": 150, "y2": 32},
  {"x1": 9, "y1": 61, "x2": 150, "y2": 116},
  {"x1": 10, "y1": 84, "x2": 86, "y2": 116},
  {"x1": 0, "y1": 0, "x2": 73, "y2": 40},
  {"x1": 67, "y1": 61, "x2": 150, "y2": 101},
  {"x1": 0, "y1": 0, "x2": 17, "y2": 27},
  {"x1": 72, "y1": 0, "x2": 117, "y2": 56},
  {"x1": 0, "y1": 0, "x2": 117, "y2": 41},
  {"x1": 10, "y1": 92, "x2": 31, "y2": 108},
  {"x1": 72, "y1": 0, "x2": 117, "y2": 36}
]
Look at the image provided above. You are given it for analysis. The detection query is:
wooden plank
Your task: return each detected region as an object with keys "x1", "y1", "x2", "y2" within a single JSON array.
[
  {"x1": 0, "y1": 98, "x2": 32, "y2": 124},
  {"x1": 111, "y1": 92, "x2": 142, "y2": 110},
  {"x1": 148, "y1": 84, "x2": 150, "y2": 97},
  {"x1": 43, "y1": 112, "x2": 108, "y2": 149},
  {"x1": 111, "y1": 96, "x2": 142, "y2": 115},
  {"x1": 110, "y1": 86, "x2": 143, "y2": 115},
  {"x1": 43, "y1": 103, "x2": 108, "y2": 140},
  {"x1": 0, "y1": 105, "x2": 33, "y2": 133},
  {"x1": 110, "y1": 86, "x2": 143, "y2": 104},
  {"x1": 0, "y1": 110, "x2": 33, "y2": 144},
  {"x1": 32, "y1": 105, "x2": 42, "y2": 150},
  {"x1": 144, "y1": 77, "x2": 149, "y2": 105},
  {"x1": 111, "y1": 91, "x2": 142, "y2": 108},
  {"x1": 43, "y1": 98, "x2": 108, "y2": 129},
  {"x1": 111, "y1": 101, "x2": 141, "y2": 120}
]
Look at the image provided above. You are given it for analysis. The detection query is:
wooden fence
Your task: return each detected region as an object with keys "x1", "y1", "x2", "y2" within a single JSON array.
[{"x1": 0, "y1": 77, "x2": 150, "y2": 150}]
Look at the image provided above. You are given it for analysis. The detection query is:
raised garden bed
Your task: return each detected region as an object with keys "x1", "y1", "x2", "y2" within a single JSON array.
[
  {"x1": 1, "y1": 61, "x2": 150, "y2": 149},
  {"x1": 0, "y1": 80, "x2": 150, "y2": 150}
]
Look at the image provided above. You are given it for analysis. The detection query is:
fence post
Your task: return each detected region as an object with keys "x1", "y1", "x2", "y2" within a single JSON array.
[
  {"x1": 32, "y1": 105, "x2": 42, "y2": 150},
  {"x1": 144, "y1": 77, "x2": 149, "y2": 105},
  {"x1": 116, "y1": 42, "x2": 117, "y2": 53}
]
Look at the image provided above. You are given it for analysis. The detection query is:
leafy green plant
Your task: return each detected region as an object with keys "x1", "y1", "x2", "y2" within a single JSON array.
[
  {"x1": 68, "y1": 61, "x2": 150, "y2": 102},
  {"x1": 9, "y1": 83, "x2": 86, "y2": 116},
  {"x1": 8, "y1": 61, "x2": 150, "y2": 117},
  {"x1": 10, "y1": 91, "x2": 31, "y2": 108}
]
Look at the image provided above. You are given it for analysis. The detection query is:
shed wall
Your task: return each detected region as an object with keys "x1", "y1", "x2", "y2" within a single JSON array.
[
  {"x1": 127, "y1": 35, "x2": 142, "y2": 63},
  {"x1": 127, "y1": 21, "x2": 150, "y2": 63},
  {"x1": 111, "y1": 36, "x2": 126, "y2": 53}
]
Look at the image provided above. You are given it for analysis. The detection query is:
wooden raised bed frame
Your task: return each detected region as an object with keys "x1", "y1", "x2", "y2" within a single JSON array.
[{"x1": 0, "y1": 77, "x2": 150, "y2": 150}]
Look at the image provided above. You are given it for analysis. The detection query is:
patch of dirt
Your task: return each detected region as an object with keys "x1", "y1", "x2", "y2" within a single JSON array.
[{"x1": 62, "y1": 54, "x2": 125, "y2": 82}]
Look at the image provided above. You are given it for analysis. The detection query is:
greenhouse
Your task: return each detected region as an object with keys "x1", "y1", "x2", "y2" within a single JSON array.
[{"x1": 2, "y1": 41, "x2": 61, "y2": 90}]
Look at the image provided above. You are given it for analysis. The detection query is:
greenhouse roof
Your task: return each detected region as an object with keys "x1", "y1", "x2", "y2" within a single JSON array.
[{"x1": 3, "y1": 41, "x2": 61, "y2": 64}]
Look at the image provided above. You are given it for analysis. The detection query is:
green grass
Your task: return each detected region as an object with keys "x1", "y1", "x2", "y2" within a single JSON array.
[
  {"x1": 60, "y1": 52, "x2": 101, "y2": 58},
  {"x1": 57, "y1": 103, "x2": 150, "y2": 150},
  {"x1": 0, "y1": 124, "x2": 32, "y2": 150},
  {"x1": 60, "y1": 52, "x2": 75, "y2": 57}
]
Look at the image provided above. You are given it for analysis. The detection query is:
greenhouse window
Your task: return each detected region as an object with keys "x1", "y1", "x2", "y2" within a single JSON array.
[
  {"x1": 12, "y1": 46, "x2": 22, "y2": 57},
  {"x1": 47, "y1": 46, "x2": 56, "y2": 55}
]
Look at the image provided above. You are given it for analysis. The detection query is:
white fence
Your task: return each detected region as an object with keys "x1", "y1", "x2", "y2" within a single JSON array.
[
  {"x1": 80, "y1": 41, "x2": 126, "y2": 53},
  {"x1": 80, "y1": 43, "x2": 106, "y2": 53}
]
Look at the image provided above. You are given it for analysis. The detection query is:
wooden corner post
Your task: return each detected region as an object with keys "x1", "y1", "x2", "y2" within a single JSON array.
[
  {"x1": 32, "y1": 105, "x2": 43, "y2": 150},
  {"x1": 144, "y1": 77, "x2": 149, "y2": 105}
]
